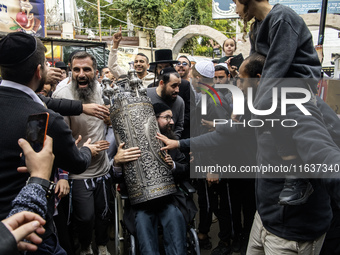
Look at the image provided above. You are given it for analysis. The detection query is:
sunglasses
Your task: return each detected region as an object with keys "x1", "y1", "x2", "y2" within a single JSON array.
[{"x1": 176, "y1": 62, "x2": 189, "y2": 67}]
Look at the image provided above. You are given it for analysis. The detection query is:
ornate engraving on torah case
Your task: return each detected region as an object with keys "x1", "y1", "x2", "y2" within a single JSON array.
[{"x1": 109, "y1": 70, "x2": 177, "y2": 205}]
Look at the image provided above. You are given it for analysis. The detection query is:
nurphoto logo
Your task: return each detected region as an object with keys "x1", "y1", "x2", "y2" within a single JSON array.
[{"x1": 200, "y1": 84, "x2": 313, "y2": 128}]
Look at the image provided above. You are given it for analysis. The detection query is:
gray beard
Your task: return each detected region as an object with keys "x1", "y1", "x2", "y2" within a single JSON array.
[{"x1": 71, "y1": 79, "x2": 96, "y2": 103}]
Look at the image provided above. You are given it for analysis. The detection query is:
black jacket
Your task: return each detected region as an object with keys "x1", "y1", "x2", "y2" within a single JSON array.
[
  {"x1": 0, "y1": 87, "x2": 91, "y2": 232},
  {"x1": 38, "y1": 94, "x2": 83, "y2": 116},
  {"x1": 122, "y1": 147, "x2": 196, "y2": 235},
  {"x1": 256, "y1": 97, "x2": 340, "y2": 241},
  {"x1": 251, "y1": 4, "x2": 321, "y2": 110}
]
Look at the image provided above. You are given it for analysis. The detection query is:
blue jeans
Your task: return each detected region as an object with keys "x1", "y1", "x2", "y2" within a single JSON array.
[{"x1": 135, "y1": 203, "x2": 186, "y2": 255}]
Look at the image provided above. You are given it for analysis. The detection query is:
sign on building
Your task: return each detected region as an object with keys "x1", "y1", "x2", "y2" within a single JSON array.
[
  {"x1": 213, "y1": 0, "x2": 340, "y2": 19},
  {"x1": 0, "y1": 0, "x2": 45, "y2": 37}
]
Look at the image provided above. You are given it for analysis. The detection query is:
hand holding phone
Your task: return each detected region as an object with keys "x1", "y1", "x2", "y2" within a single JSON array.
[
  {"x1": 26, "y1": 113, "x2": 49, "y2": 152},
  {"x1": 20, "y1": 113, "x2": 49, "y2": 166},
  {"x1": 229, "y1": 53, "x2": 244, "y2": 69}
]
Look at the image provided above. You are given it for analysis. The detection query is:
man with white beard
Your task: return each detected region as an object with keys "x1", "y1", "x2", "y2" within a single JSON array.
[{"x1": 52, "y1": 51, "x2": 111, "y2": 255}]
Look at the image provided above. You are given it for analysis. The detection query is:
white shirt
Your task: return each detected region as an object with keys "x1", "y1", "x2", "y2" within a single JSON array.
[{"x1": 0, "y1": 80, "x2": 44, "y2": 106}]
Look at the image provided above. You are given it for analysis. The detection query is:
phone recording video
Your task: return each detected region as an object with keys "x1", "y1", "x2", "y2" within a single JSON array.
[{"x1": 26, "y1": 112, "x2": 49, "y2": 152}]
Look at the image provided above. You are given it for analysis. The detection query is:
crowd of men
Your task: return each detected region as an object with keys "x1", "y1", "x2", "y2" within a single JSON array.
[{"x1": 0, "y1": 21, "x2": 340, "y2": 255}]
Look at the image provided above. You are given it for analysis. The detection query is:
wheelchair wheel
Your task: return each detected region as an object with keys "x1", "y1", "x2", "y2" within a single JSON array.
[
  {"x1": 129, "y1": 235, "x2": 136, "y2": 255},
  {"x1": 114, "y1": 185, "x2": 126, "y2": 255},
  {"x1": 187, "y1": 228, "x2": 200, "y2": 255}
]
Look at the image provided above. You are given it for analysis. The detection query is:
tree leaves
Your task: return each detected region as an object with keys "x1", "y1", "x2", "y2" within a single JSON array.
[{"x1": 74, "y1": 0, "x2": 236, "y2": 55}]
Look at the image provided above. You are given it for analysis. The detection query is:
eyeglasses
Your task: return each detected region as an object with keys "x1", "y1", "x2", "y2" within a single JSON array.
[
  {"x1": 157, "y1": 115, "x2": 173, "y2": 122},
  {"x1": 176, "y1": 62, "x2": 189, "y2": 67}
]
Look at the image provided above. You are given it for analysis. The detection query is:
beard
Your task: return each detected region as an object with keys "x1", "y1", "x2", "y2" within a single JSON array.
[
  {"x1": 161, "y1": 86, "x2": 177, "y2": 104},
  {"x1": 159, "y1": 124, "x2": 176, "y2": 139},
  {"x1": 71, "y1": 78, "x2": 96, "y2": 103}
]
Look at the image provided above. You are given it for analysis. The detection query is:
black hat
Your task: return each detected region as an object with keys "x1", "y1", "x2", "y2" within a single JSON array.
[
  {"x1": 153, "y1": 102, "x2": 171, "y2": 115},
  {"x1": 149, "y1": 49, "x2": 179, "y2": 65},
  {"x1": 55, "y1": 61, "x2": 67, "y2": 70},
  {"x1": 160, "y1": 67, "x2": 177, "y2": 76},
  {"x1": 0, "y1": 32, "x2": 37, "y2": 67}
]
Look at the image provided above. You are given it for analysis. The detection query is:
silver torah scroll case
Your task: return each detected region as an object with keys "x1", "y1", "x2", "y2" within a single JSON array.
[{"x1": 108, "y1": 70, "x2": 177, "y2": 205}]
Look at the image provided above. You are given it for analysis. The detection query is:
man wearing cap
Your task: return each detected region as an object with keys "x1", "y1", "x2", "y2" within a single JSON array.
[
  {"x1": 146, "y1": 67, "x2": 185, "y2": 139},
  {"x1": 213, "y1": 63, "x2": 233, "y2": 114},
  {"x1": 108, "y1": 26, "x2": 155, "y2": 87},
  {"x1": 0, "y1": 32, "x2": 103, "y2": 254},
  {"x1": 214, "y1": 63, "x2": 231, "y2": 86},
  {"x1": 191, "y1": 60, "x2": 233, "y2": 255},
  {"x1": 148, "y1": 49, "x2": 192, "y2": 139},
  {"x1": 55, "y1": 61, "x2": 68, "y2": 81},
  {"x1": 113, "y1": 102, "x2": 195, "y2": 255}
]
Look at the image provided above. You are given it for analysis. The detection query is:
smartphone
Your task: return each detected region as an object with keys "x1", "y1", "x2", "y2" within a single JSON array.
[
  {"x1": 230, "y1": 53, "x2": 244, "y2": 69},
  {"x1": 26, "y1": 112, "x2": 49, "y2": 152}
]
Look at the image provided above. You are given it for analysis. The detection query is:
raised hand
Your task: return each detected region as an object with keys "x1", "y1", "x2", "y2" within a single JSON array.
[
  {"x1": 17, "y1": 136, "x2": 54, "y2": 181},
  {"x1": 112, "y1": 25, "x2": 122, "y2": 49}
]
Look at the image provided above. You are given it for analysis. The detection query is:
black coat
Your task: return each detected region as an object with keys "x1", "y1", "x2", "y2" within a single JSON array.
[
  {"x1": 38, "y1": 94, "x2": 83, "y2": 116},
  {"x1": 256, "y1": 96, "x2": 340, "y2": 241},
  {"x1": 122, "y1": 147, "x2": 197, "y2": 235},
  {"x1": 0, "y1": 87, "x2": 91, "y2": 230}
]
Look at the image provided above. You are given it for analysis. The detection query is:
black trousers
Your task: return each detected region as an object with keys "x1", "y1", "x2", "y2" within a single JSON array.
[
  {"x1": 72, "y1": 176, "x2": 111, "y2": 249},
  {"x1": 228, "y1": 178, "x2": 256, "y2": 238},
  {"x1": 54, "y1": 195, "x2": 75, "y2": 255},
  {"x1": 197, "y1": 179, "x2": 232, "y2": 242}
]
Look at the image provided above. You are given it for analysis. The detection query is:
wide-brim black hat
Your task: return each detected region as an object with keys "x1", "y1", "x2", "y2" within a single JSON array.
[
  {"x1": 55, "y1": 61, "x2": 67, "y2": 70},
  {"x1": 149, "y1": 49, "x2": 179, "y2": 65}
]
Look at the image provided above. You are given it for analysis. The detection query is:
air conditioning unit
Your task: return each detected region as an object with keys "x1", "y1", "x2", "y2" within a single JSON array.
[{"x1": 62, "y1": 22, "x2": 74, "y2": 39}]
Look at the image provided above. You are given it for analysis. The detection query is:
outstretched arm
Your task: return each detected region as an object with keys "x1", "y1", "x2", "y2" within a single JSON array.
[
  {"x1": 108, "y1": 25, "x2": 127, "y2": 79},
  {"x1": 82, "y1": 103, "x2": 110, "y2": 120}
]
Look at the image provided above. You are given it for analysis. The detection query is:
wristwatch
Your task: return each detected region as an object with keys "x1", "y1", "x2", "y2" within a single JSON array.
[{"x1": 26, "y1": 177, "x2": 56, "y2": 199}]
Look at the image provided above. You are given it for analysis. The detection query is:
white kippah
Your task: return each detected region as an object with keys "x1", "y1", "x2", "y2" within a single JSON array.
[{"x1": 195, "y1": 61, "x2": 215, "y2": 78}]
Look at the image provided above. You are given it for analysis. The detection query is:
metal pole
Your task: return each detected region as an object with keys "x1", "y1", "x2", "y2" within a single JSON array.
[
  {"x1": 318, "y1": 0, "x2": 328, "y2": 45},
  {"x1": 103, "y1": 45, "x2": 106, "y2": 66},
  {"x1": 63, "y1": 0, "x2": 66, "y2": 22},
  {"x1": 151, "y1": 41, "x2": 154, "y2": 63},
  {"x1": 51, "y1": 41, "x2": 54, "y2": 66},
  {"x1": 98, "y1": 0, "x2": 102, "y2": 42}
]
